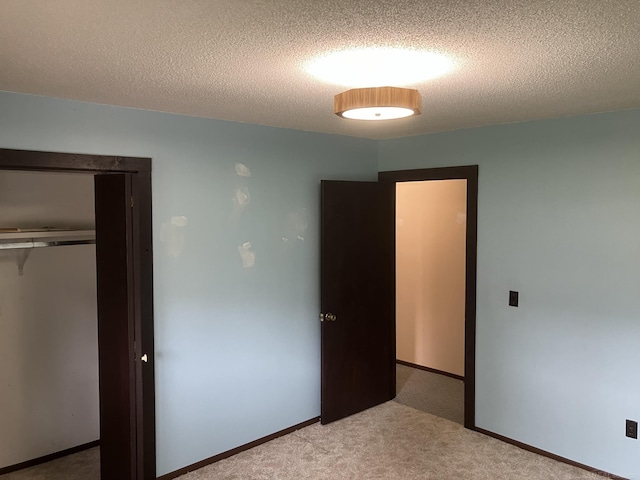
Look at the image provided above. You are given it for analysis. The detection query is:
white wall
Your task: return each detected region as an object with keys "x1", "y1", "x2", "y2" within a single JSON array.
[
  {"x1": 0, "y1": 91, "x2": 379, "y2": 476},
  {"x1": 0, "y1": 171, "x2": 98, "y2": 469},
  {"x1": 396, "y1": 180, "x2": 466, "y2": 377},
  {"x1": 380, "y1": 108, "x2": 640, "y2": 479}
]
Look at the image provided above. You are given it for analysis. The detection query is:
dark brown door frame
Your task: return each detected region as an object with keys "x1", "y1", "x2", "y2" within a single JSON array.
[
  {"x1": 379, "y1": 165, "x2": 478, "y2": 429},
  {"x1": 0, "y1": 148, "x2": 156, "y2": 479}
]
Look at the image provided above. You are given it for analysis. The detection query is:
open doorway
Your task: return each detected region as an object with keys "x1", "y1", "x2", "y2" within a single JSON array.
[
  {"x1": 379, "y1": 166, "x2": 478, "y2": 429},
  {"x1": 0, "y1": 148, "x2": 155, "y2": 480},
  {"x1": 395, "y1": 179, "x2": 466, "y2": 424}
]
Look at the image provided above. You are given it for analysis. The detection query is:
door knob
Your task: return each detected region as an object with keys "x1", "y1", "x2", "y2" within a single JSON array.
[
  {"x1": 141, "y1": 354, "x2": 148, "y2": 363},
  {"x1": 320, "y1": 312, "x2": 337, "y2": 322}
]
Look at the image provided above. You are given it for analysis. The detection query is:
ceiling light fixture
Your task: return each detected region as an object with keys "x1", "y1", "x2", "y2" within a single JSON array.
[{"x1": 334, "y1": 87, "x2": 422, "y2": 121}]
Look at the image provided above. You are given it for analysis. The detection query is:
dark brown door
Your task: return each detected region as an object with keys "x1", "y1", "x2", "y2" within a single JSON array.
[
  {"x1": 320, "y1": 180, "x2": 395, "y2": 424},
  {"x1": 95, "y1": 174, "x2": 138, "y2": 479}
]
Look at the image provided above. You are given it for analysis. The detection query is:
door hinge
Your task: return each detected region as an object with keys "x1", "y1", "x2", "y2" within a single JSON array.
[{"x1": 130, "y1": 196, "x2": 134, "y2": 208}]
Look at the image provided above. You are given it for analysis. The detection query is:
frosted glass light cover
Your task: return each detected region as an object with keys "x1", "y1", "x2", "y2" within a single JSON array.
[{"x1": 341, "y1": 107, "x2": 415, "y2": 120}]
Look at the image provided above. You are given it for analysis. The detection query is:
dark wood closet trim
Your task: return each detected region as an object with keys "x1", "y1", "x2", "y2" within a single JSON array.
[
  {"x1": 0, "y1": 148, "x2": 155, "y2": 480},
  {"x1": 473, "y1": 427, "x2": 628, "y2": 480},
  {"x1": 156, "y1": 417, "x2": 321, "y2": 480},
  {"x1": 396, "y1": 359, "x2": 464, "y2": 381},
  {"x1": 0, "y1": 148, "x2": 150, "y2": 173},
  {"x1": 131, "y1": 171, "x2": 155, "y2": 479},
  {"x1": 379, "y1": 165, "x2": 478, "y2": 429},
  {"x1": 0, "y1": 440, "x2": 100, "y2": 475}
]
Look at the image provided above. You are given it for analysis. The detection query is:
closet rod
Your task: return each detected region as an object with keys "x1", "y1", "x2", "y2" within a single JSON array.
[{"x1": 0, "y1": 239, "x2": 96, "y2": 250}]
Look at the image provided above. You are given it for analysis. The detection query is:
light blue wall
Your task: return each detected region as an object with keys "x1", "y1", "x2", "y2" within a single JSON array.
[
  {"x1": 3, "y1": 90, "x2": 639, "y2": 478},
  {"x1": 0, "y1": 91, "x2": 378, "y2": 475},
  {"x1": 380, "y1": 109, "x2": 640, "y2": 478}
]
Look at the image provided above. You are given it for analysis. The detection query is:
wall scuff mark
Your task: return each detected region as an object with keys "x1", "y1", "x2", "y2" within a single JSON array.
[{"x1": 160, "y1": 216, "x2": 188, "y2": 258}]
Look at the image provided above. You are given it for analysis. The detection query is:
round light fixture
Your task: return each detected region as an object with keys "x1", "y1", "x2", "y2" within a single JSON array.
[{"x1": 334, "y1": 87, "x2": 422, "y2": 121}]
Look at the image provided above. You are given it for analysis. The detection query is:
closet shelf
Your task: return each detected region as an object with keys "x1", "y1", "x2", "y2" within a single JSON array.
[{"x1": 0, "y1": 229, "x2": 96, "y2": 250}]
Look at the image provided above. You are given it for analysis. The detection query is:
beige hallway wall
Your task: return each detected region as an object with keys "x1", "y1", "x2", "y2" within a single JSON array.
[{"x1": 396, "y1": 179, "x2": 466, "y2": 377}]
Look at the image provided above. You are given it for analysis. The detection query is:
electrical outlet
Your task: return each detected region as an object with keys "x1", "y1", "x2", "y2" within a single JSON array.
[
  {"x1": 626, "y1": 420, "x2": 638, "y2": 439},
  {"x1": 509, "y1": 291, "x2": 519, "y2": 307}
]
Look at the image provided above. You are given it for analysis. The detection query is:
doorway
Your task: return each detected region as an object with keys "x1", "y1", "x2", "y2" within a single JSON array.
[
  {"x1": 379, "y1": 166, "x2": 478, "y2": 429},
  {"x1": 395, "y1": 179, "x2": 466, "y2": 424},
  {"x1": 0, "y1": 148, "x2": 155, "y2": 480}
]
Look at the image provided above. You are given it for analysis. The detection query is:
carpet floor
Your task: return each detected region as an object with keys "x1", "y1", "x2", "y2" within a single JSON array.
[
  {"x1": 177, "y1": 402, "x2": 603, "y2": 480},
  {"x1": 0, "y1": 447, "x2": 98, "y2": 480},
  {"x1": 2, "y1": 403, "x2": 606, "y2": 480},
  {"x1": 394, "y1": 362, "x2": 464, "y2": 425}
]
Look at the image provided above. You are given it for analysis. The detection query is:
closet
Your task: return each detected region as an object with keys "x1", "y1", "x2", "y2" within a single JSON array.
[{"x1": 0, "y1": 170, "x2": 99, "y2": 473}]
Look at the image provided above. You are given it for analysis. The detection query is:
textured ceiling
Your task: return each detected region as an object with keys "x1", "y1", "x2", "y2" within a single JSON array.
[{"x1": 1, "y1": 0, "x2": 639, "y2": 139}]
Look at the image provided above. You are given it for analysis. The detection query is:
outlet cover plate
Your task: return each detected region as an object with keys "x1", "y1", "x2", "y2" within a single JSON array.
[
  {"x1": 509, "y1": 290, "x2": 519, "y2": 307},
  {"x1": 626, "y1": 419, "x2": 638, "y2": 439}
]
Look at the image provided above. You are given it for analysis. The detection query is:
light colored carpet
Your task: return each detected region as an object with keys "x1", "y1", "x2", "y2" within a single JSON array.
[
  {"x1": 394, "y1": 362, "x2": 464, "y2": 425},
  {"x1": 2, "y1": 403, "x2": 607, "y2": 480},
  {"x1": 0, "y1": 447, "x2": 99, "y2": 480},
  {"x1": 177, "y1": 402, "x2": 603, "y2": 480}
]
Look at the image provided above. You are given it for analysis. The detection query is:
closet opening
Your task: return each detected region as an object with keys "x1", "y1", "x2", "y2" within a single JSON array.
[{"x1": 0, "y1": 148, "x2": 155, "y2": 480}]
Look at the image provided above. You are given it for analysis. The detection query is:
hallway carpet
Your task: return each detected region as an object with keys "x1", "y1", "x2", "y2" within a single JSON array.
[{"x1": 394, "y1": 362, "x2": 464, "y2": 425}]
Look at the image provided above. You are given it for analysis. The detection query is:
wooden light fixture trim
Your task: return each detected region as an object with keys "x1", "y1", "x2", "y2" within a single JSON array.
[{"x1": 334, "y1": 86, "x2": 422, "y2": 118}]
